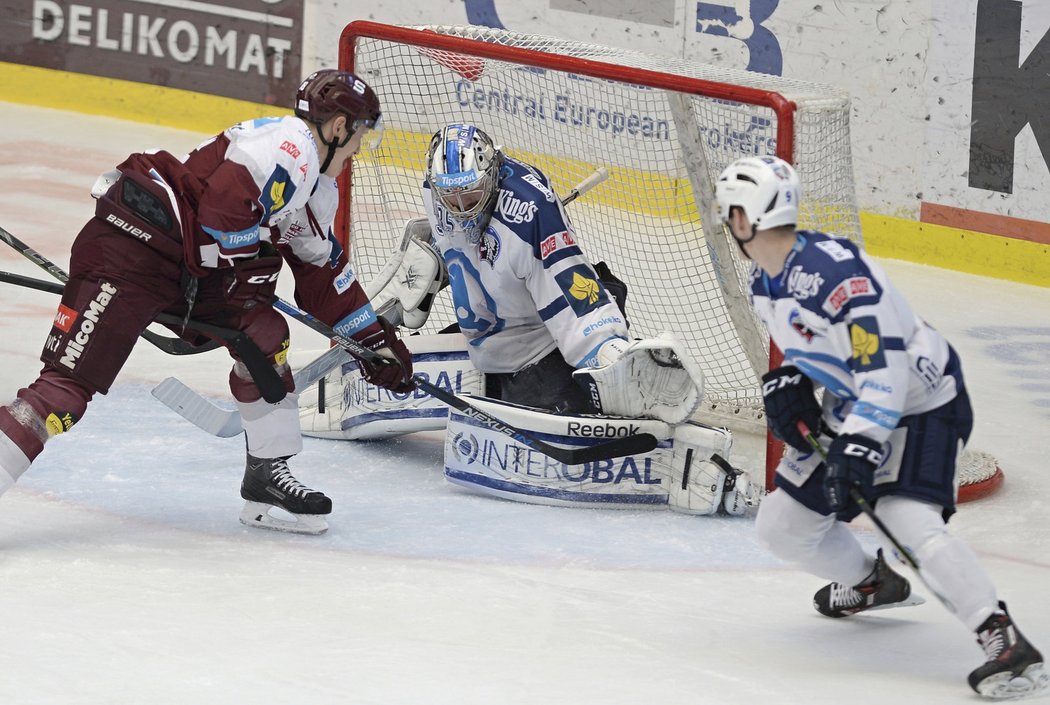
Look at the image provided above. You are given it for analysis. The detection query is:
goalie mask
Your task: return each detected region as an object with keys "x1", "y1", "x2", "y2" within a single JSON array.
[
  {"x1": 714, "y1": 156, "x2": 800, "y2": 246},
  {"x1": 426, "y1": 124, "x2": 503, "y2": 237}
]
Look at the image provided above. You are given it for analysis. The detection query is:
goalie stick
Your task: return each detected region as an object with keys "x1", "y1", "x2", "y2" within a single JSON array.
[
  {"x1": 271, "y1": 295, "x2": 657, "y2": 465},
  {"x1": 0, "y1": 225, "x2": 217, "y2": 356},
  {"x1": 154, "y1": 167, "x2": 612, "y2": 438}
]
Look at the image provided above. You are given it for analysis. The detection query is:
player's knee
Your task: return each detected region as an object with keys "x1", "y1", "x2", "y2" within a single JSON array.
[
  {"x1": 755, "y1": 488, "x2": 835, "y2": 563},
  {"x1": 873, "y1": 495, "x2": 947, "y2": 560}
]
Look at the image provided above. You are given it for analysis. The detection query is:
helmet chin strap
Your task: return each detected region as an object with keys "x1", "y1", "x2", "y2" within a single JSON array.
[
  {"x1": 318, "y1": 120, "x2": 354, "y2": 173},
  {"x1": 730, "y1": 222, "x2": 759, "y2": 258}
]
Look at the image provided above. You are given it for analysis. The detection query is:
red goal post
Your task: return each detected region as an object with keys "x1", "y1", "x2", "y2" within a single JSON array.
[{"x1": 335, "y1": 20, "x2": 1002, "y2": 503}]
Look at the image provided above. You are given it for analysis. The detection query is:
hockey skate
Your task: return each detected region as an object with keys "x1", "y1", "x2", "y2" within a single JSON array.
[
  {"x1": 813, "y1": 549, "x2": 926, "y2": 618},
  {"x1": 239, "y1": 454, "x2": 332, "y2": 535},
  {"x1": 969, "y1": 602, "x2": 1049, "y2": 700}
]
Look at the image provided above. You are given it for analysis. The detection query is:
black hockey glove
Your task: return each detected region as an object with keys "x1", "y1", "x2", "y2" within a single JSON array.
[
  {"x1": 760, "y1": 365, "x2": 822, "y2": 453},
  {"x1": 823, "y1": 434, "x2": 883, "y2": 516},
  {"x1": 224, "y1": 242, "x2": 282, "y2": 310},
  {"x1": 355, "y1": 316, "x2": 415, "y2": 394}
]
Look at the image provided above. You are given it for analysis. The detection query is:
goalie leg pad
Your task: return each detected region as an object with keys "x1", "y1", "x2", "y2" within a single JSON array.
[
  {"x1": 443, "y1": 396, "x2": 745, "y2": 515},
  {"x1": 665, "y1": 423, "x2": 756, "y2": 516},
  {"x1": 299, "y1": 333, "x2": 484, "y2": 440}
]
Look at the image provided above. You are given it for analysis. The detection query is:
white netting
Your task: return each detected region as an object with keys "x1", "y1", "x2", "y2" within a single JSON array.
[{"x1": 338, "y1": 23, "x2": 999, "y2": 499}]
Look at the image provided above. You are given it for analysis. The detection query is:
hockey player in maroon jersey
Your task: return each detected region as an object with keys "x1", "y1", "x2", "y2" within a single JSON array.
[{"x1": 0, "y1": 70, "x2": 413, "y2": 535}]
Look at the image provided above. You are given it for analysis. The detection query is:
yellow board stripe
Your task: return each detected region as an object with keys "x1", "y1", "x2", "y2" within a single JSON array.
[
  {"x1": 4, "y1": 61, "x2": 1047, "y2": 288},
  {"x1": 0, "y1": 62, "x2": 289, "y2": 134},
  {"x1": 862, "y1": 212, "x2": 1050, "y2": 288}
]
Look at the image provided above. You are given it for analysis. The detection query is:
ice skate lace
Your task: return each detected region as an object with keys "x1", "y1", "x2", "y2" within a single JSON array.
[
  {"x1": 829, "y1": 583, "x2": 864, "y2": 609},
  {"x1": 978, "y1": 624, "x2": 1007, "y2": 660},
  {"x1": 270, "y1": 462, "x2": 316, "y2": 499}
]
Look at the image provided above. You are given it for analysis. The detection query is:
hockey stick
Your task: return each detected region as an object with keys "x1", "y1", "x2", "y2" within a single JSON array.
[
  {"x1": 274, "y1": 296, "x2": 656, "y2": 464},
  {"x1": 0, "y1": 225, "x2": 217, "y2": 356},
  {"x1": 797, "y1": 421, "x2": 956, "y2": 611},
  {"x1": 0, "y1": 269, "x2": 287, "y2": 402},
  {"x1": 151, "y1": 345, "x2": 350, "y2": 437},
  {"x1": 154, "y1": 167, "x2": 612, "y2": 438}
]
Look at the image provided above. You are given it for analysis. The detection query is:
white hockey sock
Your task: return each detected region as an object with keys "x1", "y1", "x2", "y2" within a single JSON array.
[
  {"x1": 755, "y1": 488, "x2": 872, "y2": 585},
  {"x1": 875, "y1": 496, "x2": 999, "y2": 630},
  {"x1": 0, "y1": 431, "x2": 30, "y2": 494},
  {"x1": 238, "y1": 392, "x2": 304, "y2": 459}
]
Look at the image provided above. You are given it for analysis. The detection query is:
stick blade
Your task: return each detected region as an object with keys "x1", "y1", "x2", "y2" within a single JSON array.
[{"x1": 151, "y1": 377, "x2": 243, "y2": 438}]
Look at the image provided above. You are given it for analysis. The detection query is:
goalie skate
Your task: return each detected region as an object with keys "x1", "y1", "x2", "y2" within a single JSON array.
[
  {"x1": 813, "y1": 549, "x2": 926, "y2": 617},
  {"x1": 969, "y1": 602, "x2": 1049, "y2": 700},
  {"x1": 239, "y1": 455, "x2": 332, "y2": 535}
]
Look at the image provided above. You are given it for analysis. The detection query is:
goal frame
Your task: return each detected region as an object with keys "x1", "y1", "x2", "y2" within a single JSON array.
[
  {"x1": 337, "y1": 19, "x2": 791, "y2": 485},
  {"x1": 334, "y1": 21, "x2": 1002, "y2": 503}
]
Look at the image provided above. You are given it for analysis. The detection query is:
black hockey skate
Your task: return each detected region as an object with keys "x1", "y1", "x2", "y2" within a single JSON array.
[
  {"x1": 969, "y1": 602, "x2": 1049, "y2": 700},
  {"x1": 239, "y1": 454, "x2": 332, "y2": 535},
  {"x1": 813, "y1": 549, "x2": 925, "y2": 618}
]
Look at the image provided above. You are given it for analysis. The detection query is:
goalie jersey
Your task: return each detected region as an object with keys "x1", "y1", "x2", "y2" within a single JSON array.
[
  {"x1": 423, "y1": 157, "x2": 628, "y2": 373},
  {"x1": 751, "y1": 231, "x2": 963, "y2": 445}
]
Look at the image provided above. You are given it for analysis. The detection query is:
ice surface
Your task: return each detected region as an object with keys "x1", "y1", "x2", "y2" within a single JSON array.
[{"x1": 1, "y1": 102, "x2": 1048, "y2": 704}]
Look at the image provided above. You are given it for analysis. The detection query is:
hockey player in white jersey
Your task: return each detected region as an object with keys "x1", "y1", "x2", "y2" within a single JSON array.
[
  {"x1": 422, "y1": 123, "x2": 702, "y2": 422},
  {"x1": 715, "y1": 154, "x2": 1046, "y2": 699}
]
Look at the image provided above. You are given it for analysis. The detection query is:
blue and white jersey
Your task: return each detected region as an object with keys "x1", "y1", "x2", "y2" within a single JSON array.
[
  {"x1": 424, "y1": 157, "x2": 628, "y2": 374},
  {"x1": 751, "y1": 231, "x2": 961, "y2": 444}
]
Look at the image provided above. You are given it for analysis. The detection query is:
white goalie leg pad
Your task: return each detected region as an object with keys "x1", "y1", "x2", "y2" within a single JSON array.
[
  {"x1": 299, "y1": 333, "x2": 484, "y2": 440},
  {"x1": 238, "y1": 392, "x2": 303, "y2": 458},
  {"x1": 572, "y1": 333, "x2": 705, "y2": 425},
  {"x1": 369, "y1": 221, "x2": 446, "y2": 330},
  {"x1": 443, "y1": 397, "x2": 744, "y2": 514},
  {"x1": 665, "y1": 423, "x2": 756, "y2": 515}
]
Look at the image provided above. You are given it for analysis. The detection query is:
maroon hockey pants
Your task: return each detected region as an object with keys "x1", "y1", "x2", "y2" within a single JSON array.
[{"x1": 0, "y1": 219, "x2": 292, "y2": 462}]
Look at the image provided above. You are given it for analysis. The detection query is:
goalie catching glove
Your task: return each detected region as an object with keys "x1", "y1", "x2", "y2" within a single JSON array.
[
  {"x1": 572, "y1": 333, "x2": 704, "y2": 425},
  {"x1": 355, "y1": 316, "x2": 415, "y2": 393},
  {"x1": 368, "y1": 218, "x2": 447, "y2": 329}
]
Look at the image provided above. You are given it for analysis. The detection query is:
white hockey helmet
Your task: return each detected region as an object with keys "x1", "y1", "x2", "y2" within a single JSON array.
[
  {"x1": 425, "y1": 123, "x2": 503, "y2": 231},
  {"x1": 714, "y1": 155, "x2": 800, "y2": 232}
]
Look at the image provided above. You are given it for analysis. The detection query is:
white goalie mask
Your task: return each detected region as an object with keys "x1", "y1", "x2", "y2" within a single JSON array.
[
  {"x1": 425, "y1": 124, "x2": 503, "y2": 236},
  {"x1": 714, "y1": 155, "x2": 800, "y2": 232}
]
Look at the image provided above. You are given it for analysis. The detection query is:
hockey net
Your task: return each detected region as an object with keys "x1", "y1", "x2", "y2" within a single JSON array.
[{"x1": 336, "y1": 21, "x2": 1002, "y2": 503}]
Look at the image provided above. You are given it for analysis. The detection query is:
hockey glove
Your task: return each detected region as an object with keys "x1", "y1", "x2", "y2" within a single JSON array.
[
  {"x1": 760, "y1": 365, "x2": 822, "y2": 453},
  {"x1": 224, "y1": 243, "x2": 283, "y2": 310},
  {"x1": 355, "y1": 316, "x2": 415, "y2": 394},
  {"x1": 823, "y1": 434, "x2": 883, "y2": 516}
]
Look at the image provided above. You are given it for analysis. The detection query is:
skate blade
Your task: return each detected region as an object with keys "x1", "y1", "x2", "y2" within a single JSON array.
[
  {"x1": 975, "y1": 663, "x2": 1049, "y2": 701},
  {"x1": 865, "y1": 592, "x2": 927, "y2": 612},
  {"x1": 239, "y1": 501, "x2": 328, "y2": 536}
]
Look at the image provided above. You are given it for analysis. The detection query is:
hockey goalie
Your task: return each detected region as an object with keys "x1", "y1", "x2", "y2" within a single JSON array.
[{"x1": 299, "y1": 122, "x2": 757, "y2": 516}]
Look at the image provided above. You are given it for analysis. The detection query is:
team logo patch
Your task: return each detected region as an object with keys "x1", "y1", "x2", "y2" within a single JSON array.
[
  {"x1": 479, "y1": 230, "x2": 501, "y2": 265},
  {"x1": 555, "y1": 266, "x2": 609, "y2": 316},
  {"x1": 788, "y1": 309, "x2": 817, "y2": 342},
  {"x1": 261, "y1": 165, "x2": 296, "y2": 215},
  {"x1": 849, "y1": 316, "x2": 886, "y2": 371}
]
